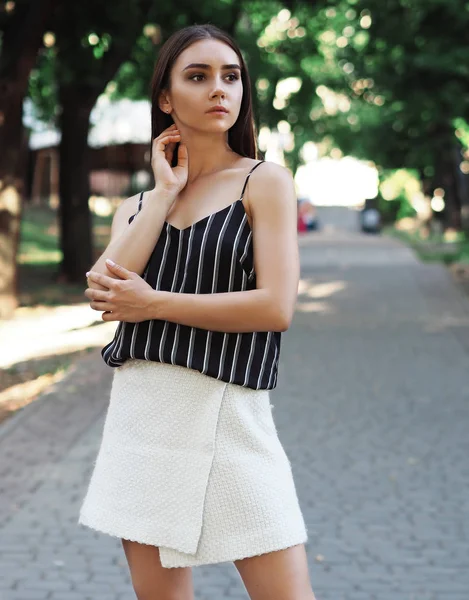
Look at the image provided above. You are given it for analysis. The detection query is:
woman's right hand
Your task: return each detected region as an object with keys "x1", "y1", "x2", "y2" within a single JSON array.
[{"x1": 151, "y1": 124, "x2": 188, "y2": 200}]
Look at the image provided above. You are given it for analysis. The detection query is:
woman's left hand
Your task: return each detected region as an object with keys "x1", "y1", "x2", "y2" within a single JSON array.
[{"x1": 85, "y1": 260, "x2": 154, "y2": 322}]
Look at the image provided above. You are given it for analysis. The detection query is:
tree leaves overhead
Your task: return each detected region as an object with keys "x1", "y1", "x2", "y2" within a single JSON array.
[
  {"x1": 311, "y1": 0, "x2": 469, "y2": 171},
  {"x1": 27, "y1": 0, "x2": 469, "y2": 176}
]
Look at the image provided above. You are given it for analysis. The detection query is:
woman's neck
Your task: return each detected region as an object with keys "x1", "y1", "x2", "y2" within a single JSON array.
[{"x1": 180, "y1": 130, "x2": 238, "y2": 183}]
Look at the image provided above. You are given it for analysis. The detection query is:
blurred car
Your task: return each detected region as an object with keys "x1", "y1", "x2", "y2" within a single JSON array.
[{"x1": 359, "y1": 200, "x2": 381, "y2": 233}]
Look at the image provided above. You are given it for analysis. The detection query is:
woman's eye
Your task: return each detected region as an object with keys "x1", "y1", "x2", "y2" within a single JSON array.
[{"x1": 189, "y1": 73, "x2": 239, "y2": 82}]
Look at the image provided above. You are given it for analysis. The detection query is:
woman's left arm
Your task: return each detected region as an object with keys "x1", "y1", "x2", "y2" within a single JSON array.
[{"x1": 86, "y1": 163, "x2": 300, "y2": 332}]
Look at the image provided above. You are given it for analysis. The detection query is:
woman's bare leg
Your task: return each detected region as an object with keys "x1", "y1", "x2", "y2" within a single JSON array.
[
  {"x1": 121, "y1": 539, "x2": 194, "y2": 600},
  {"x1": 234, "y1": 544, "x2": 317, "y2": 600}
]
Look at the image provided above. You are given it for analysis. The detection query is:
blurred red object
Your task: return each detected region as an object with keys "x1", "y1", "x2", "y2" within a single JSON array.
[
  {"x1": 297, "y1": 198, "x2": 318, "y2": 233},
  {"x1": 298, "y1": 214, "x2": 307, "y2": 232}
]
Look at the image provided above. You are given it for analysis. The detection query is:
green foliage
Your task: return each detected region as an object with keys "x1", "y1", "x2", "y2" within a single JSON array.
[
  {"x1": 395, "y1": 195, "x2": 417, "y2": 220},
  {"x1": 377, "y1": 169, "x2": 421, "y2": 222},
  {"x1": 28, "y1": 0, "x2": 326, "y2": 171},
  {"x1": 27, "y1": 0, "x2": 159, "y2": 124},
  {"x1": 25, "y1": 0, "x2": 469, "y2": 226},
  {"x1": 385, "y1": 226, "x2": 469, "y2": 265},
  {"x1": 28, "y1": 48, "x2": 59, "y2": 126},
  {"x1": 454, "y1": 118, "x2": 469, "y2": 150},
  {"x1": 308, "y1": 0, "x2": 469, "y2": 173}
]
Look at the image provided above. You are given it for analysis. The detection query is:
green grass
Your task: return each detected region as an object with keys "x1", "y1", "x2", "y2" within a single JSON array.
[
  {"x1": 18, "y1": 204, "x2": 114, "y2": 307},
  {"x1": 19, "y1": 205, "x2": 113, "y2": 265},
  {"x1": 384, "y1": 225, "x2": 469, "y2": 264}
]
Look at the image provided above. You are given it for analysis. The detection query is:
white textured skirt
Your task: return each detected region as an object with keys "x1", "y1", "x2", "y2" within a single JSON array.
[{"x1": 78, "y1": 359, "x2": 307, "y2": 568}]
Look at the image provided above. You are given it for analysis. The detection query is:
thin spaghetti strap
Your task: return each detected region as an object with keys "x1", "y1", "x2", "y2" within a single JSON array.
[
  {"x1": 239, "y1": 160, "x2": 265, "y2": 200},
  {"x1": 128, "y1": 191, "x2": 144, "y2": 224},
  {"x1": 137, "y1": 190, "x2": 144, "y2": 213}
]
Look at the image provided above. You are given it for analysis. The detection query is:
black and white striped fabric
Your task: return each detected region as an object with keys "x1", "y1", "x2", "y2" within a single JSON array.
[{"x1": 101, "y1": 161, "x2": 281, "y2": 390}]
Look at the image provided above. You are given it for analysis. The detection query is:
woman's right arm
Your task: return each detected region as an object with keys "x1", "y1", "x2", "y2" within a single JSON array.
[
  {"x1": 87, "y1": 186, "x2": 175, "y2": 284},
  {"x1": 87, "y1": 124, "x2": 188, "y2": 290}
]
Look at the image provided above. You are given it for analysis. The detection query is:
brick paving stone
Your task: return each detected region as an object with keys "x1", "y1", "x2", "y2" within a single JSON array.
[
  {"x1": 5, "y1": 591, "x2": 50, "y2": 600},
  {"x1": 1, "y1": 211, "x2": 469, "y2": 599}
]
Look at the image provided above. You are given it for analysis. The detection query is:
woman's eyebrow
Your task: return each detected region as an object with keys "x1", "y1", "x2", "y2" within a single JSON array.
[{"x1": 182, "y1": 63, "x2": 241, "y2": 71}]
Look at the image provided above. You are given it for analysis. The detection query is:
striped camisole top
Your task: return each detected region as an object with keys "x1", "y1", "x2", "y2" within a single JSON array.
[{"x1": 101, "y1": 160, "x2": 281, "y2": 390}]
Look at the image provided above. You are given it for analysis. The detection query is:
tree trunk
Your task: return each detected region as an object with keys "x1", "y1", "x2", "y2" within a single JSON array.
[
  {"x1": 57, "y1": 89, "x2": 96, "y2": 282},
  {"x1": 452, "y1": 143, "x2": 469, "y2": 233},
  {"x1": 0, "y1": 0, "x2": 58, "y2": 318},
  {"x1": 432, "y1": 138, "x2": 462, "y2": 230},
  {"x1": 441, "y1": 160, "x2": 461, "y2": 230},
  {"x1": 54, "y1": 1, "x2": 155, "y2": 282},
  {"x1": 0, "y1": 82, "x2": 28, "y2": 318}
]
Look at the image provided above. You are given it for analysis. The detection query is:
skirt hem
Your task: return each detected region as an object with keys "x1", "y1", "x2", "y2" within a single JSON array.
[
  {"x1": 78, "y1": 514, "x2": 308, "y2": 569},
  {"x1": 160, "y1": 532, "x2": 309, "y2": 569},
  {"x1": 78, "y1": 510, "x2": 192, "y2": 553}
]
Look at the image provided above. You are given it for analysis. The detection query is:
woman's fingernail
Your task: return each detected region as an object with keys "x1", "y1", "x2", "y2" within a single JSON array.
[
  {"x1": 106, "y1": 259, "x2": 115, "y2": 267},
  {"x1": 86, "y1": 271, "x2": 90, "y2": 277}
]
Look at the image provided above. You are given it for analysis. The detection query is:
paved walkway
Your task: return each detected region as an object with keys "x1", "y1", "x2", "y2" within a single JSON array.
[{"x1": 1, "y1": 215, "x2": 469, "y2": 599}]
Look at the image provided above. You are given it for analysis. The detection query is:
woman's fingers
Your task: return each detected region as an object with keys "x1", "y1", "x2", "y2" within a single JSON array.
[
  {"x1": 164, "y1": 139, "x2": 177, "y2": 162},
  {"x1": 157, "y1": 132, "x2": 179, "y2": 145},
  {"x1": 153, "y1": 132, "x2": 181, "y2": 154},
  {"x1": 153, "y1": 124, "x2": 177, "y2": 143},
  {"x1": 90, "y1": 301, "x2": 113, "y2": 311},
  {"x1": 152, "y1": 125, "x2": 181, "y2": 156},
  {"x1": 165, "y1": 146, "x2": 175, "y2": 165},
  {"x1": 85, "y1": 288, "x2": 109, "y2": 301},
  {"x1": 150, "y1": 125, "x2": 188, "y2": 191},
  {"x1": 153, "y1": 131, "x2": 181, "y2": 168}
]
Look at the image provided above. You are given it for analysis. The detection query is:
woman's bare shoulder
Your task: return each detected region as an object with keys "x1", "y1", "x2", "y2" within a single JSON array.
[
  {"x1": 254, "y1": 159, "x2": 292, "y2": 181},
  {"x1": 237, "y1": 160, "x2": 294, "y2": 229},
  {"x1": 246, "y1": 160, "x2": 295, "y2": 213},
  {"x1": 247, "y1": 160, "x2": 294, "y2": 198},
  {"x1": 230, "y1": 157, "x2": 291, "y2": 183}
]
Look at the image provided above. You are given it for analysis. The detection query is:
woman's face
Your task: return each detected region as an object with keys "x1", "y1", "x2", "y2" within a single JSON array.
[{"x1": 163, "y1": 38, "x2": 243, "y2": 134}]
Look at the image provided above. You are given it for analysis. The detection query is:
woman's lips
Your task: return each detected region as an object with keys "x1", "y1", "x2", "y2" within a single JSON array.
[{"x1": 207, "y1": 107, "x2": 228, "y2": 114}]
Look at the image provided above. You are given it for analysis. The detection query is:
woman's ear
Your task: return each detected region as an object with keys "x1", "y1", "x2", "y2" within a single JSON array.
[{"x1": 158, "y1": 92, "x2": 172, "y2": 115}]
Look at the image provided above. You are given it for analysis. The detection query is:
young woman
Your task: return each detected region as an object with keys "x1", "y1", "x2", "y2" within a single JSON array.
[{"x1": 79, "y1": 24, "x2": 316, "y2": 600}]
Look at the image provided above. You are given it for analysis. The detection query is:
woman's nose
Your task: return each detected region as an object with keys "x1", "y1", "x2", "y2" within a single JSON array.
[{"x1": 209, "y1": 80, "x2": 226, "y2": 99}]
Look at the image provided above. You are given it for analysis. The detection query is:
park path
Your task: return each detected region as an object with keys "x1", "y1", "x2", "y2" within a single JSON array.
[{"x1": 1, "y1": 208, "x2": 468, "y2": 600}]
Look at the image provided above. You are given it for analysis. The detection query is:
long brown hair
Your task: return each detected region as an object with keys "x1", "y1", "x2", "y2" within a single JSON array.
[{"x1": 150, "y1": 24, "x2": 257, "y2": 164}]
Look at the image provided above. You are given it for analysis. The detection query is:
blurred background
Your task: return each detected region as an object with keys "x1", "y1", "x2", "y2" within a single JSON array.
[{"x1": 1, "y1": 1, "x2": 469, "y2": 599}]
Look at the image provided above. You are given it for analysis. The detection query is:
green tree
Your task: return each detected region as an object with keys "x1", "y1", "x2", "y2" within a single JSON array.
[
  {"x1": 7, "y1": 0, "x2": 322, "y2": 310},
  {"x1": 30, "y1": 0, "x2": 322, "y2": 282},
  {"x1": 306, "y1": 0, "x2": 469, "y2": 228},
  {"x1": 49, "y1": 0, "x2": 155, "y2": 281}
]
